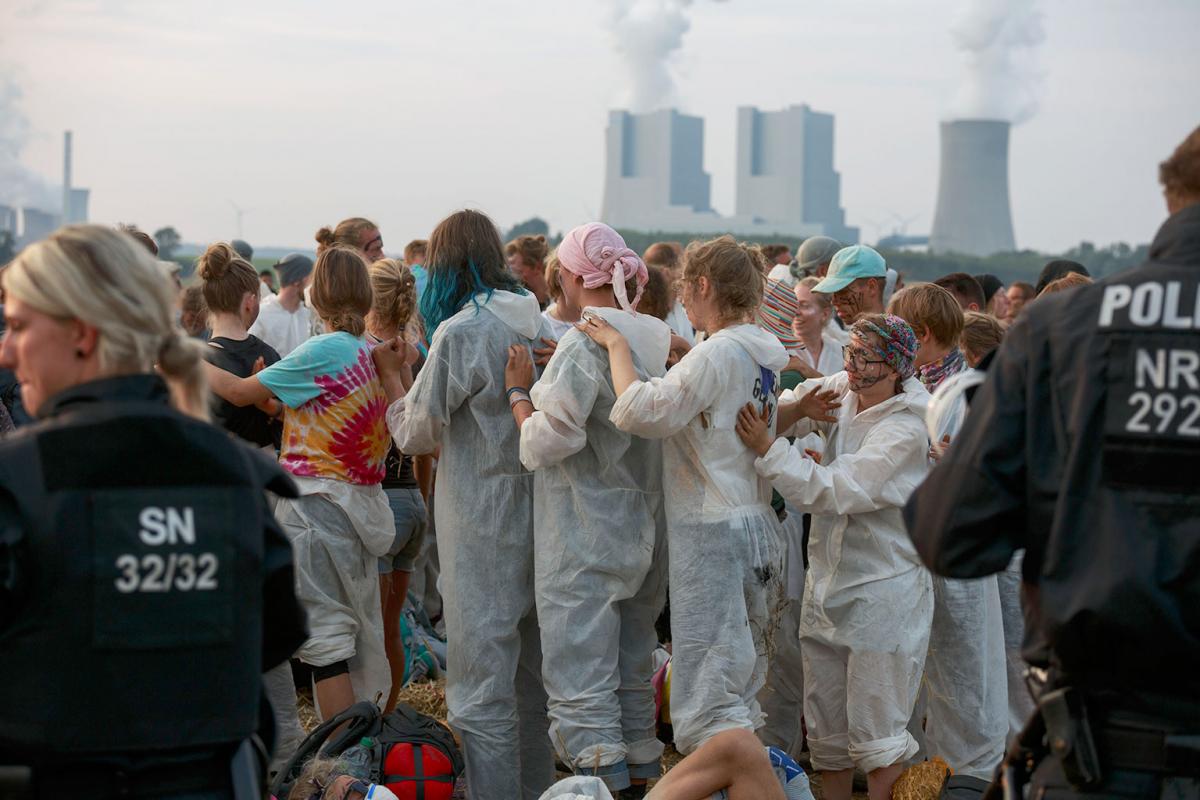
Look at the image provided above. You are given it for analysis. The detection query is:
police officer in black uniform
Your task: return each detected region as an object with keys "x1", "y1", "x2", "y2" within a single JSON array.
[
  {"x1": 0, "y1": 225, "x2": 307, "y2": 798},
  {"x1": 904, "y1": 126, "x2": 1200, "y2": 799}
]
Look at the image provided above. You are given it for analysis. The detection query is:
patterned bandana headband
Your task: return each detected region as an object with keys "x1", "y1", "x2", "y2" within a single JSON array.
[{"x1": 850, "y1": 314, "x2": 918, "y2": 380}]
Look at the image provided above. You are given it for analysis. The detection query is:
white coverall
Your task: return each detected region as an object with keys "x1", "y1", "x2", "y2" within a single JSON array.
[
  {"x1": 610, "y1": 323, "x2": 788, "y2": 755},
  {"x1": 926, "y1": 369, "x2": 1030, "y2": 751},
  {"x1": 275, "y1": 477, "x2": 394, "y2": 711},
  {"x1": 385, "y1": 290, "x2": 555, "y2": 800},
  {"x1": 520, "y1": 307, "x2": 671, "y2": 789},
  {"x1": 759, "y1": 372, "x2": 933, "y2": 774},
  {"x1": 759, "y1": 476, "x2": 819, "y2": 757}
]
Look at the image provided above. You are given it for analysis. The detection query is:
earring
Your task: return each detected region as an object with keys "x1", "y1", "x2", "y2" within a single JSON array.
[{"x1": 76, "y1": 349, "x2": 86, "y2": 359}]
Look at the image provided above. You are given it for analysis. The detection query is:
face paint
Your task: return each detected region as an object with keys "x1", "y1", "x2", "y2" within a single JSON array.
[
  {"x1": 832, "y1": 284, "x2": 865, "y2": 324},
  {"x1": 847, "y1": 366, "x2": 888, "y2": 391},
  {"x1": 844, "y1": 335, "x2": 891, "y2": 391}
]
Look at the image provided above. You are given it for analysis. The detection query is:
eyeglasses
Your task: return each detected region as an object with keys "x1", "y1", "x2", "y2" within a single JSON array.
[{"x1": 842, "y1": 344, "x2": 887, "y2": 370}]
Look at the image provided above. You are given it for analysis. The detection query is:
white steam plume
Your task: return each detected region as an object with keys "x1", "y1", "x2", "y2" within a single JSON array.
[
  {"x1": 606, "y1": 0, "x2": 712, "y2": 113},
  {"x1": 0, "y1": 68, "x2": 57, "y2": 211},
  {"x1": 948, "y1": 0, "x2": 1045, "y2": 124}
]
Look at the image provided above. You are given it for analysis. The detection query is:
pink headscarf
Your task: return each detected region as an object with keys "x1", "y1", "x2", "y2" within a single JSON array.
[{"x1": 555, "y1": 223, "x2": 648, "y2": 312}]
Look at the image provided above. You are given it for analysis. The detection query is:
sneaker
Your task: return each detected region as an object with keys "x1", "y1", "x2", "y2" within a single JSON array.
[{"x1": 767, "y1": 746, "x2": 816, "y2": 800}]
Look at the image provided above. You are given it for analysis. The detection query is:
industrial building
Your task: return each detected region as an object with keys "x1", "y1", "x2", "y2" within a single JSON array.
[
  {"x1": 735, "y1": 104, "x2": 857, "y2": 243},
  {"x1": 19, "y1": 208, "x2": 60, "y2": 245},
  {"x1": 600, "y1": 106, "x2": 857, "y2": 241},
  {"x1": 929, "y1": 119, "x2": 1016, "y2": 257},
  {"x1": 3, "y1": 131, "x2": 89, "y2": 248},
  {"x1": 62, "y1": 131, "x2": 89, "y2": 225},
  {"x1": 600, "y1": 109, "x2": 720, "y2": 232},
  {"x1": 0, "y1": 205, "x2": 16, "y2": 238}
]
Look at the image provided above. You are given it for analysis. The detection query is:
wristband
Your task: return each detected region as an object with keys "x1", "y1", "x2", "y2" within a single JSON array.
[{"x1": 506, "y1": 386, "x2": 530, "y2": 399}]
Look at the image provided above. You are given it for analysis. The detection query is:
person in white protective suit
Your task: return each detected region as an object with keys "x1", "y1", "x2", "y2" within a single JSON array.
[
  {"x1": 504, "y1": 223, "x2": 671, "y2": 796},
  {"x1": 206, "y1": 246, "x2": 394, "y2": 723},
  {"x1": 371, "y1": 209, "x2": 555, "y2": 800},
  {"x1": 735, "y1": 313, "x2": 933, "y2": 800},
  {"x1": 577, "y1": 235, "x2": 789, "y2": 757},
  {"x1": 931, "y1": 310, "x2": 1034, "y2": 743},
  {"x1": 888, "y1": 285, "x2": 1008, "y2": 788}
]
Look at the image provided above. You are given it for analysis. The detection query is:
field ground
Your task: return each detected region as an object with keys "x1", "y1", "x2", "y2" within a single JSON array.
[{"x1": 294, "y1": 679, "x2": 873, "y2": 799}]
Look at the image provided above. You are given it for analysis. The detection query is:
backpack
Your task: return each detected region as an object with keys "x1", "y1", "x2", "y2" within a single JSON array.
[{"x1": 271, "y1": 701, "x2": 463, "y2": 800}]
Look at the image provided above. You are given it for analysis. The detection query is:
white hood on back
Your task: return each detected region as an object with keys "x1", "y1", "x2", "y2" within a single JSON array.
[
  {"x1": 710, "y1": 323, "x2": 790, "y2": 372},
  {"x1": 475, "y1": 289, "x2": 543, "y2": 340},
  {"x1": 586, "y1": 307, "x2": 671, "y2": 378}
]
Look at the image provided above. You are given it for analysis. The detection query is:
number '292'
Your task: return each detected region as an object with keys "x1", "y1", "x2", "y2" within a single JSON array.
[{"x1": 1125, "y1": 391, "x2": 1200, "y2": 436}]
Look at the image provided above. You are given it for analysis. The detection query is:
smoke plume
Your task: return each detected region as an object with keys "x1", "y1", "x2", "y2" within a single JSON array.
[
  {"x1": 606, "y1": 0, "x2": 707, "y2": 113},
  {"x1": 0, "y1": 67, "x2": 57, "y2": 211},
  {"x1": 948, "y1": 0, "x2": 1045, "y2": 124}
]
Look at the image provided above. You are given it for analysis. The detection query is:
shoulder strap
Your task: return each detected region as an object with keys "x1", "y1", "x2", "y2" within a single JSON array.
[{"x1": 269, "y1": 701, "x2": 380, "y2": 798}]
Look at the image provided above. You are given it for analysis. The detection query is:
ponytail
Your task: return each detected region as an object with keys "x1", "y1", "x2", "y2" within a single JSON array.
[{"x1": 158, "y1": 331, "x2": 209, "y2": 421}]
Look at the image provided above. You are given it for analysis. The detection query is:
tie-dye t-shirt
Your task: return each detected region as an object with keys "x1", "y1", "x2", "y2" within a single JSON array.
[{"x1": 256, "y1": 331, "x2": 389, "y2": 485}]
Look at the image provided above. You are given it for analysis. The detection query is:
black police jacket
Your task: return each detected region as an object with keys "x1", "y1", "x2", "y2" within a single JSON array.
[
  {"x1": 904, "y1": 204, "x2": 1200, "y2": 702},
  {"x1": 0, "y1": 374, "x2": 307, "y2": 760}
]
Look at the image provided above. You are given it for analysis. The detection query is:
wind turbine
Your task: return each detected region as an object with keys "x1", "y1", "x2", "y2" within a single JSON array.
[
  {"x1": 890, "y1": 212, "x2": 921, "y2": 237},
  {"x1": 863, "y1": 217, "x2": 888, "y2": 246},
  {"x1": 229, "y1": 200, "x2": 252, "y2": 240}
]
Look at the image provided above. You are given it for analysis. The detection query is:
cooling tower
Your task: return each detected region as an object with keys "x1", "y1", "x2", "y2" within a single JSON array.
[{"x1": 929, "y1": 119, "x2": 1016, "y2": 257}]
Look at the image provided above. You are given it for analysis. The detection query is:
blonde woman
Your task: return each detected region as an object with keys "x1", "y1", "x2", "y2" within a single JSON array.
[
  {"x1": 366, "y1": 258, "x2": 430, "y2": 713},
  {"x1": 541, "y1": 250, "x2": 582, "y2": 339},
  {"x1": 0, "y1": 224, "x2": 306, "y2": 794},
  {"x1": 791, "y1": 277, "x2": 845, "y2": 378},
  {"x1": 208, "y1": 246, "x2": 395, "y2": 723}
]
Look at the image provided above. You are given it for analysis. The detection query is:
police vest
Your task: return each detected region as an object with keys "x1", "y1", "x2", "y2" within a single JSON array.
[
  {"x1": 1096, "y1": 268, "x2": 1200, "y2": 491},
  {"x1": 0, "y1": 400, "x2": 271, "y2": 757}
]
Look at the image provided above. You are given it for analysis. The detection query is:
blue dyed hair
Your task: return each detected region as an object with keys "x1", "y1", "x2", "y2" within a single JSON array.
[{"x1": 418, "y1": 210, "x2": 526, "y2": 336}]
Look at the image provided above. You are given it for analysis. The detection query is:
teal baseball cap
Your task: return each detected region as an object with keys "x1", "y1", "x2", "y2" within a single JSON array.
[{"x1": 812, "y1": 245, "x2": 887, "y2": 294}]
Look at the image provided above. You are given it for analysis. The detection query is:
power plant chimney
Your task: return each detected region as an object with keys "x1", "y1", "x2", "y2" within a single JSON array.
[
  {"x1": 929, "y1": 119, "x2": 1016, "y2": 257},
  {"x1": 62, "y1": 130, "x2": 73, "y2": 223}
]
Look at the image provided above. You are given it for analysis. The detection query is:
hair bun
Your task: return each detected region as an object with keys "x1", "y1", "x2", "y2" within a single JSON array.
[
  {"x1": 197, "y1": 242, "x2": 234, "y2": 282},
  {"x1": 315, "y1": 227, "x2": 336, "y2": 247}
]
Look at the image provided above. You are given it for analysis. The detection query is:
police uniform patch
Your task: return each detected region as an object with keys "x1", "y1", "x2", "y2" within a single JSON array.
[
  {"x1": 1103, "y1": 332, "x2": 1200, "y2": 489},
  {"x1": 91, "y1": 487, "x2": 240, "y2": 649}
]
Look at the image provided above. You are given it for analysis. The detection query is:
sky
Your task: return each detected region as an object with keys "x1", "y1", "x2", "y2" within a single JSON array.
[{"x1": 2, "y1": 0, "x2": 1198, "y2": 254}]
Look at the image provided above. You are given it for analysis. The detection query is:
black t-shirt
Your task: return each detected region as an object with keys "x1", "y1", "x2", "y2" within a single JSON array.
[
  {"x1": 366, "y1": 333, "x2": 421, "y2": 490},
  {"x1": 205, "y1": 335, "x2": 282, "y2": 450}
]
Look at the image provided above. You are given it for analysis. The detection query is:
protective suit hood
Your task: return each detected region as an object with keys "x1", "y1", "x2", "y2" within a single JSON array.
[
  {"x1": 585, "y1": 306, "x2": 670, "y2": 377},
  {"x1": 474, "y1": 289, "x2": 543, "y2": 340},
  {"x1": 709, "y1": 323, "x2": 790, "y2": 372}
]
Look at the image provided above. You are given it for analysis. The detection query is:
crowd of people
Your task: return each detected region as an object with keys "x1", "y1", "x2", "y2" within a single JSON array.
[{"x1": 1, "y1": 125, "x2": 1196, "y2": 800}]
